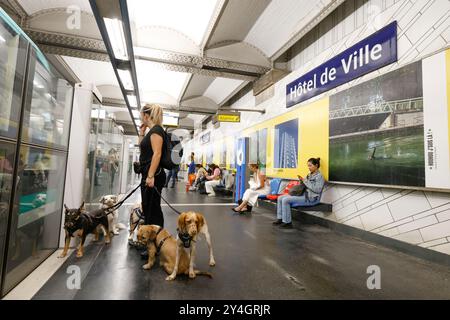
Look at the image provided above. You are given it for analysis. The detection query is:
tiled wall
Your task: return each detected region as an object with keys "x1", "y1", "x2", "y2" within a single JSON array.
[{"x1": 224, "y1": 0, "x2": 450, "y2": 255}]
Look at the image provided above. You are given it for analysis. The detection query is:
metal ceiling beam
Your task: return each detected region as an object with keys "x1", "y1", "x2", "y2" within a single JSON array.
[
  {"x1": 1, "y1": 0, "x2": 27, "y2": 23},
  {"x1": 24, "y1": 28, "x2": 268, "y2": 81},
  {"x1": 136, "y1": 47, "x2": 269, "y2": 76},
  {"x1": 102, "y1": 98, "x2": 218, "y2": 116},
  {"x1": 24, "y1": 28, "x2": 110, "y2": 61}
]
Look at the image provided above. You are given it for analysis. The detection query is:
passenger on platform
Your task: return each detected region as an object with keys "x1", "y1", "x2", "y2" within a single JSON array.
[
  {"x1": 190, "y1": 164, "x2": 207, "y2": 191},
  {"x1": 187, "y1": 153, "x2": 196, "y2": 186},
  {"x1": 232, "y1": 163, "x2": 270, "y2": 213},
  {"x1": 204, "y1": 163, "x2": 222, "y2": 197},
  {"x1": 138, "y1": 104, "x2": 166, "y2": 228},
  {"x1": 273, "y1": 157, "x2": 324, "y2": 228}
]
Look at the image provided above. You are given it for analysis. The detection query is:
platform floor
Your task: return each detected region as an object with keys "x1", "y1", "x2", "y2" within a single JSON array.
[{"x1": 33, "y1": 184, "x2": 450, "y2": 300}]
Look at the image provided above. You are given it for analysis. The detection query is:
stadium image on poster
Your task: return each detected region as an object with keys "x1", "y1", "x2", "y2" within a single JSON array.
[
  {"x1": 329, "y1": 61, "x2": 424, "y2": 187},
  {"x1": 274, "y1": 119, "x2": 298, "y2": 168}
]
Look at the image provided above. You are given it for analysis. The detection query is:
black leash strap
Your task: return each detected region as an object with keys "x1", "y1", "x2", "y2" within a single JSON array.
[
  {"x1": 104, "y1": 183, "x2": 142, "y2": 216},
  {"x1": 152, "y1": 187, "x2": 182, "y2": 215},
  {"x1": 103, "y1": 181, "x2": 182, "y2": 217}
]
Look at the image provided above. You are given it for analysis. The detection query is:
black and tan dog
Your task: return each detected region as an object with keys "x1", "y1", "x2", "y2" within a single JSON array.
[{"x1": 58, "y1": 202, "x2": 110, "y2": 258}]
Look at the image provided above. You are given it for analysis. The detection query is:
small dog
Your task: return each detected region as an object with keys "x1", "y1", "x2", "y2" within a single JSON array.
[
  {"x1": 58, "y1": 202, "x2": 110, "y2": 258},
  {"x1": 128, "y1": 202, "x2": 144, "y2": 241},
  {"x1": 99, "y1": 195, "x2": 126, "y2": 235},
  {"x1": 137, "y1": 225, "x2": 212, "y2": 278},
  {"x1": 166, "y1": 212, "x2": 215, "y2": 281}
]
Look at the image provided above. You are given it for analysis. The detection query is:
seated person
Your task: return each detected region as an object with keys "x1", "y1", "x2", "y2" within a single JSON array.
[
  {"x1": 233, "y1": 163, "x2": 270, "y2": 212},
  {"x1": 189, "y1": 164, "x2": 207, "y2": 191},
  {"x1": 204, "y1": 164, "x2": 222, "y2": 196},
  {"x1": 273, "y1": 157, "x2": 324, "y2": 228}
]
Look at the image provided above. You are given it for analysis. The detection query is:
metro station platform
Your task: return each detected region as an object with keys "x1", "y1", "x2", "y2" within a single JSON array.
[{"x1": 28, "y1": 184, "x2": 450, "y2": 300}]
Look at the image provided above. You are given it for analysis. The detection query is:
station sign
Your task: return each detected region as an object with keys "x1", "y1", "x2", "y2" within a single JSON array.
[
  {"x1": 214, "y1": 112, "x2": 241, "y2": 123},
  {"x1": 286, "y1": 21, "x2": 398, "y2": 108}
]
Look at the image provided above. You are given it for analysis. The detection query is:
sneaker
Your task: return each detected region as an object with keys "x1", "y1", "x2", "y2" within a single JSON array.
[
  {"x1": 272, "y1": 219, "x2": 282, "y2": 225},
  {"x1": 279, "y1": 222, "x2": 293, "y2": 229},
  {"x1": 207, "y1": 193, "x2": 215, "y2": 197}
]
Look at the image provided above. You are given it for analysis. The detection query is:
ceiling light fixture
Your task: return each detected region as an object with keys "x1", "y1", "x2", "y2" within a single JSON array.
[{"x1": 103, "y1": 17, "x2": 129, "y2": 60}]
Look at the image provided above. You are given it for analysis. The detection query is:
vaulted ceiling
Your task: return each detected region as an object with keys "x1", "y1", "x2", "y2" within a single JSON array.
[{"x1": 0, "y1": 0, "x2": 342, "y2": 135}]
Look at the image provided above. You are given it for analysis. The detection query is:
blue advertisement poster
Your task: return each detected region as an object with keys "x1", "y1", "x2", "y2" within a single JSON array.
[{"x1": 274, "y1": 119, "x2": 299, "y2": 168}]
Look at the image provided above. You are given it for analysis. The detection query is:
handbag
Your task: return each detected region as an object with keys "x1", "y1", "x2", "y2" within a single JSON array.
[
  {"x1": 133, "y1": 160, "x2": 150, "y2": 175},
  {"x1": 288, "y1": 183, "x2": 306, "y2": 196}
]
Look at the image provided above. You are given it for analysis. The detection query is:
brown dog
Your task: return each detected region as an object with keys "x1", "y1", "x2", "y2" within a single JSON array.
[
  {"x1": 137, "y1": 224, "x2": 212, "y2": 278},
  {"x1": 166, "y1": 212, "x2": 215, "y2": 281}
]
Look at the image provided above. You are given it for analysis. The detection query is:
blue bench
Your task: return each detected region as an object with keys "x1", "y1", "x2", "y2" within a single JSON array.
[
  {"x1": 260, "y1": 178, "x2": 332, "y2": 212},
  {"x1": 258, "y1": 178, "x2": 281, "y2": 200}
]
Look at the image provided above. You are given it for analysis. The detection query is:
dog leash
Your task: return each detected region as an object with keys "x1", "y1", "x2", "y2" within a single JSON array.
[
  {"x1": 153, "y1": 187, "x2": 182, "y2": 215},
  {"x1": 103, "y1": 183, "x2": 143, "y2": 216},
  {"x1": 103, "y1": 181, "x2": 182, "y2": 217}
]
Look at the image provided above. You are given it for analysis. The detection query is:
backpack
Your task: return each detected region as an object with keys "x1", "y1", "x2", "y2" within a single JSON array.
[{"x1": 160, "y1": 131, "x2": 181, "y2": 170}]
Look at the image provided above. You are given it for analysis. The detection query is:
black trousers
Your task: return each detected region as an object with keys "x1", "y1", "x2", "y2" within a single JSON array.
[{"x1": 141, "y1": 168, "x2": 166, "y2": 227}]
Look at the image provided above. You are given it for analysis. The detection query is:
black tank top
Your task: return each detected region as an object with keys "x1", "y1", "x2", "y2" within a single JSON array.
[{"x1": 139, "y1": 125, "x2": 165, "y2": 168}]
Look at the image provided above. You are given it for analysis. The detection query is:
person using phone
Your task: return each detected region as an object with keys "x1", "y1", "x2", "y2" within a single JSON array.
[
  {"x1": 138, "y1": 104, "x2": 166, "y2": 228},
  {"x1": 273, "y1": 157, "x2": 325, "y2": 228}
]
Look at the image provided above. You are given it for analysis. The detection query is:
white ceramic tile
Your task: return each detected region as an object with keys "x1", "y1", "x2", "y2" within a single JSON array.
[
  {"x1": 419, "y1": 237, "x2": 448, "y2": 248},
  {"x1": 381, "y1": 188, "x2": 401, "y2": 199},
  {"x1": 360, "y1": 204, "x2": 394, "y2": 231},
  {"x1": 393, "y1": 230, "x2": 423, "y2": 245},
  {"x1": 355, "y1": 190, "x2": 384, "y2": 211},
  {"x1": 424, "y1": 192, "x2": 450, "y2": 208},
  {"x1": 441, "y1": 25, "x2": 450, "y2": 42},
  {"x1": 379, "y1": 227, "x2": 400, "y2": 237},
  {"x1": 412, "y1": 203, "x2": 450, "y2": 220},
  {"x1": 429, "y1": 242, "x2": 450, "y2": 255},
  {"x1": 436, "y1": 209, "x2": 450, "y2": 223},
  {"x1": 344, "y1": 216, "x2": 365, "y2": 230},
  {"x1": 406, "y1": 0, "x2": 449, "y2": 43},
  {"x1": 334, "y1": 203, "x2": 358, "y2": 221},
  {"x1": 397, "y1": 215, "x2": 439, "y2": 234},
  {"x1": 387, "y1": 191, "x2": 432, "y2": 220},
  {"x1": 397, "y1": 33, "x2": 414, "y2": 59},
  {"x1": 420, "y1": 220, "x2": 450, "y2": 242}
]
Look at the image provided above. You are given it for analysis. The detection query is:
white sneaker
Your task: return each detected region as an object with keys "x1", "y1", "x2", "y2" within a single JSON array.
[{"x1": 207, "y1": 194, "x2": 215, "y2": 197}]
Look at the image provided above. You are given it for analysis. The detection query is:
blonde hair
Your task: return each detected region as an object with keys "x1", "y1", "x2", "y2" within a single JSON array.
[{"x1": 141, "y1": 103, "x2": 163, "y2": 126}]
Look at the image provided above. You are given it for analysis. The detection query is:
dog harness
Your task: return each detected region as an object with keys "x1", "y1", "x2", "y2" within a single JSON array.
[
  {"x1": 155, "y1": 226, "x2": 170, "y2": 255},
  {"x1": 133, "y1": 207, "x2": 144, "y2": 221},
  {"x1": 177, "y1": 228, "x2": 194, "y2": 248}
]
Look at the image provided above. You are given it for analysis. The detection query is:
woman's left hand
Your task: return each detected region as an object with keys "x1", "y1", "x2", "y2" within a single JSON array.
[{"x1": 146, "y1": 176, "x2": 155, "y2": 188}]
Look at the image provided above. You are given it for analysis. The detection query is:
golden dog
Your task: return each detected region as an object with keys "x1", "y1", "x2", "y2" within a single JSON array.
[
  {"x1": 166, "y1": 211, "x2": 215, "y2": 281},
  {"x1": 137, "y1": 224, "x2": 212, "y2": 278}
]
